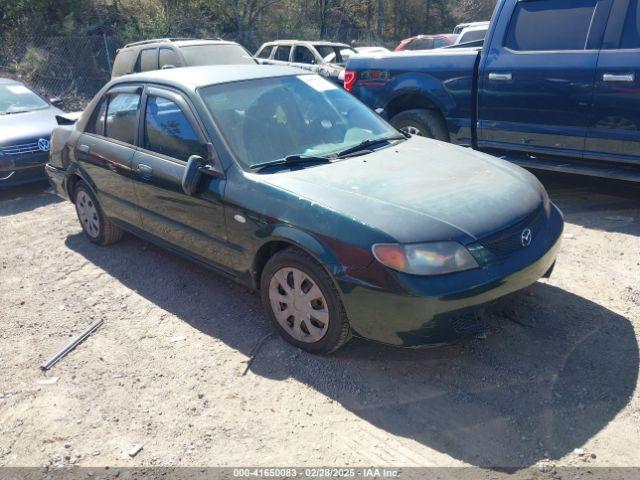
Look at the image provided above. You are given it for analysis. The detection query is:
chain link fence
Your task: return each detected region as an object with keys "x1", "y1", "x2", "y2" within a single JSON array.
[{"x1": 0, "y1": 35, "x2": 116, "y2": 111}]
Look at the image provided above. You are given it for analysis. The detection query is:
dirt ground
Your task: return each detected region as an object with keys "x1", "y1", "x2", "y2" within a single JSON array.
[{"x1": 0, "y1": 172, "x2": 639, "y2": 471}]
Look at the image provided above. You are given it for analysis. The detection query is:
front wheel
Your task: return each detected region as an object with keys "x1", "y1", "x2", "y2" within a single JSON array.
[
  {"x1": 260, "y1": 248, "x2": 351, "y2": 354},
  {"x1": 74, "y1": 181, "x2": 124, "y2": 246},
  {"x1": 390, "y1": 109, "x2": 450, "y2": 142}
]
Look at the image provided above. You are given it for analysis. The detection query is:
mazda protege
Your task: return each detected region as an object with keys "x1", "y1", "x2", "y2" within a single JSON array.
[{"x1": 46, "y1": 65, "x2": 563, "y2": 354}]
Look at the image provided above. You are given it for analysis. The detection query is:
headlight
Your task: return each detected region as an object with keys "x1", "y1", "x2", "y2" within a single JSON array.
[{"x1": 372, "y1": 242, "x2": 479, "y2": 276}]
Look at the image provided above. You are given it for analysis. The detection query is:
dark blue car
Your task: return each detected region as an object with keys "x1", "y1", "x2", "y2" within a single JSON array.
[
  {"x1": 346, "y1": 0, "x2": 640, "y2": 182},
  {"x1": 0, "y1": 78, "x2": 64, "y2": 188}
]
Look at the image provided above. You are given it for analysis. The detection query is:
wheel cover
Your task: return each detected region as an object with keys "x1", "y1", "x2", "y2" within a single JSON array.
[
  {"x1": 400, "y1": 125, "x2": 424, "y2": 137},
  {"x1": 268, "y1": 267, "x2": 330, "y2": 343},
  {"x1": 75, "y1": 190, "x2": 100, "y2": 238}
]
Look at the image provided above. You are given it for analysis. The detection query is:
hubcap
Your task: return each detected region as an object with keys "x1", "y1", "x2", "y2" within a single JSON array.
[
  {"x1": 76, "y1": 190, "x2": 100, "y2": 238},
  {"x1": 268, "y1": 267, "x2": 329, "y2": 343},
  {"x1": 400, "y1": 125, "x2": 424, "y2": 137}
]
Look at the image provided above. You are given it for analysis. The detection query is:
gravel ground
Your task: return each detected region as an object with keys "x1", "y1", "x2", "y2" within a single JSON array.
[{"x1": 0, "y1": 172, "x2": 639, "y2": 470}]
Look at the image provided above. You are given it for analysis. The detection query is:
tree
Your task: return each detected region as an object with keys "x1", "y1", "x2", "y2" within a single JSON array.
[{"x1": 224, "y1": 0, "x2": 280, "y2": 46}]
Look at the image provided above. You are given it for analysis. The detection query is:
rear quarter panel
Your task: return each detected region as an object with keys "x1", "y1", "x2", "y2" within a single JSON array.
[{"x1": 348, "y1": 49, "x2": 480, "y2": 145}]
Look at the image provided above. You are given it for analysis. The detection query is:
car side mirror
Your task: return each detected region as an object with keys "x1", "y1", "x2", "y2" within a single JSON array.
[
  {"x1": 182, "y1": 154, "x2": 223, "y2": 196},
  {"x1": 50, "y1": 97, "x2": 63, "y2": 108}
]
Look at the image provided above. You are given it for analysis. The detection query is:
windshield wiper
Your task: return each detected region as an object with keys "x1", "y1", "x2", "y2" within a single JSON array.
[
  {"x1": 250, "y1": 155, "x2": 333, "y2": 172},
  {"x1": 335, "y1": 135, "x2": 406, "y2": 158}
]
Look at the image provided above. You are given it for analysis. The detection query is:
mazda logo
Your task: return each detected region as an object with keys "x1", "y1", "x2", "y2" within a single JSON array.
[
  {"x1": 521, "y1": 228, "x2": 533, "y2": 247},
  {"x1": 38, "y1": 138, "x2": 50, "y2": 152}
]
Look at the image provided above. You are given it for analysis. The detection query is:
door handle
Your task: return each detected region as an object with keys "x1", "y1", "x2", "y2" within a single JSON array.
[
  {"x1": 603, "y1": 73, "x2": 635, "y2": 83},
  {"x1": 137, "y1": 164, "x2": 153, "y2": 180},
  {"x1": 77, "y1": 144, "x2": 90, "y2": 155},
  {"x1": 488, "y1": 72, "x2": 513, "y2": 81}
]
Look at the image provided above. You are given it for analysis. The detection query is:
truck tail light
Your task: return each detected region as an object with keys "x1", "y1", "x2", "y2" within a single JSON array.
[{"x1": 344, "y1": 71, "x2": 357, "y2": 92}]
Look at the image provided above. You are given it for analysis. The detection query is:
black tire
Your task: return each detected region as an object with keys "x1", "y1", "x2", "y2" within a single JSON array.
[
  {"x1": 260, "y1": 247, "x2": 351, "y2": 354},
  {"x1": 390, "y1": 109, "x2": 450, "y2": 142},
  {"x1": 73, "y1": 181, "x2": 124, "y2": 246}
]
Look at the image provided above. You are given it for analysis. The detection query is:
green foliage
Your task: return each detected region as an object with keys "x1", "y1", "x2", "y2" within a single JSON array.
[{"x1": 17, "y1": 47, "x2": 49, "y2": 82}]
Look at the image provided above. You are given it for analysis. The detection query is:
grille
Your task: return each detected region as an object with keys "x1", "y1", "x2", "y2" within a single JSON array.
[
  {"x1": 480, "y1": 206, "x2": 546, "y2": 260},
  {"x1": 1, "y1": 140, "x2": 45, "y2": 156}
]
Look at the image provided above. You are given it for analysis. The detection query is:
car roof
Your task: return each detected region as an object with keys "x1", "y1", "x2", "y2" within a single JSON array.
[
  {"x1": 410, "y1": 34, "x2": 454, "y2": 40},
  {"x1": 460, "y1": 25, "x2": 488, "y2": 33},
  {"x1": 263, "y1": 40, "x2": 351, "y2": 48},
  {"x1": 121, "y1": 38, "x2": 237, "y2": 50},
  {"x1": 111, "y1": 65, "x2": 310, "y2": 91}
]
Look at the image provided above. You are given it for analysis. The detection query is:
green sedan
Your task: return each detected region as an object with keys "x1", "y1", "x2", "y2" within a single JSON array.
[{"x1": 46, "y1": 65, "x2": 563, "y2": 354}]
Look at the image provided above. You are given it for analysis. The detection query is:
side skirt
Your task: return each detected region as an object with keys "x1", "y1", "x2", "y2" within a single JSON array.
[{"x1": 109, "y1": 218, "x2": 255, "y2": 291}]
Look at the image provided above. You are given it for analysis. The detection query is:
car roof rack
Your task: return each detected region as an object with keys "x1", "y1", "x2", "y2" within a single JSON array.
[{"x1": 123, "y1": 37, "x2": 225, "y2": 48}]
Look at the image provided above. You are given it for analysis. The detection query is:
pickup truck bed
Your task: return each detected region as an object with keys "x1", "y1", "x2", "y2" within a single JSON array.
[{"x1": 346, "y1": 0, "x2": 640, "y2": 182}]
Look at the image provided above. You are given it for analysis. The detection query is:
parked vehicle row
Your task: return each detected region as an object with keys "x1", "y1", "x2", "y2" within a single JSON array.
[
  {"x1": 45, "y1": 65, "x2": 563, "y2": 354},
  {"x1": 346, "y1": 0, "x2": 640, "y2": 182}
]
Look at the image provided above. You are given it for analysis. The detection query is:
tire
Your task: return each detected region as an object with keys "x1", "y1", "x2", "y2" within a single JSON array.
[
  {"x1": 260, "y1": 247, "x2": 351, "y2": 354},
  {"x1": 390, "y1": 109, "x2": 450, "y2": 142},
  {"x1": 73, "y1": 181, "x2": 124, "y2": 246}
]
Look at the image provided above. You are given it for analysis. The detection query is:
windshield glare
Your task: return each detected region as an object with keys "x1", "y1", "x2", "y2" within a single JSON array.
[
  {"x1": 180, "y1": 44, "x2": 256, "y2": 66},
  {"x1": 200, "y1": 75, "x2": 397, "y2": 169},
  {"x1": 0, "y1": 84, "x2": 49, "y2": 115}
]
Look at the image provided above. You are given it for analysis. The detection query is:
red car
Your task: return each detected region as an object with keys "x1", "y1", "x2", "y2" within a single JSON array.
[{"x1": 394, "y1": 34, "x2": 457, "y2": 52}]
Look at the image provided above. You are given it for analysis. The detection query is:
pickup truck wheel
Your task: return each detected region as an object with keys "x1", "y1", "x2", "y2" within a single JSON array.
[
  {"x1": 391, "y1": 109, "x2": 450, "y2": 142},
  {"x1": 74, "y1": 182, "x2": 124, "y2": 246},
  {"x1": 260, "y1": 247, "x2": 351, "y2": 355}
]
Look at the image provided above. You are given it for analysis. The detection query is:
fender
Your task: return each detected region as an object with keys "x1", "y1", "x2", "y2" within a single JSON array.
[
  {"x1": 264, "y1": 225, "x2": 342, "y2": 269},
  {"x1": 250, "y1": 224, "x2": 346, "y2": 291}
]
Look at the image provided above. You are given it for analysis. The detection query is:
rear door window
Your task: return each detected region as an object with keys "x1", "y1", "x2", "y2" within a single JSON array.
[
  {"x1": 159, "y1": 48, "x2": 181, "y2": 69},
  {"x1": 105, "y1": 92, "x2": 141, "y2": 145},
  {"x1": 111, "y1": 49, "x2": 136, "y2": 77},
  {"x1": 143, "y1": 96, "x2": 207, "y2": 161},
  {"x1": 273, "y1": 45, "x2": 292, "y2": 61},
  {"x1": 505, "y1": 0, "x2": 598, "y2": 51},
  {"x1": 137, "y1": 48, "x2": 158, "y2": 72},
  {"x1": 292, "y1": 46, "x2": 317, "y2": 64},
  {"x1": 620, "y1": 0, "x2": 640, "y2": 49}
]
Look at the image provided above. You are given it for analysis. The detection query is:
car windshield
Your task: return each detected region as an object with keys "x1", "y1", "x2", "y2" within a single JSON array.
[
  {"x1": 0, "y1": 84, "x2": 49, "y2": 115},
  {"x1": 199, "y1": 74, "x2": 398, "y2": 170},
  {"x1": 179, "y1": 44, "x2": 256, "y2": 66},
  {"x1": 314, "y1": 45, "x2": 357, "y2": 64}
]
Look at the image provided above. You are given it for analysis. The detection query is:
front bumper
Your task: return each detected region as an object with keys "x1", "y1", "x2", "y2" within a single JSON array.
[
  {"x1": 0, "y1": 150, "x2": 50, "y2": 188},
  {"x1": 339, "y1": 204, "x2": 564, "y2": 347},
  {"x1": 0, "y1": 164, "x2": 48, "y2": 188},
  {"x1": 45, "y1": 163, "x2": 70, "y2": 200}
]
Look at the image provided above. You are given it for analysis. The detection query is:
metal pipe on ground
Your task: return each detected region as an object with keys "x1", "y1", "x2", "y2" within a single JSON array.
[{"x1": 40, "y1": 319, "x2": 104, "y2": 371}]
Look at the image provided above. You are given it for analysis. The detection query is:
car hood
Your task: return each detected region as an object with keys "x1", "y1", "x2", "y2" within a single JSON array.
[
  {"x1": 259, "y1": 137, "x2": 545, "y2": 244},
  {"x1": 0, "y1": 107, "x2": 62, "y2": 146}
]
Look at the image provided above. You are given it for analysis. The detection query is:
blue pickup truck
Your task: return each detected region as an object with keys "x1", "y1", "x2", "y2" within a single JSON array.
[{"x1": 346, "y1": 0, "x2": 640, "y2": 181}]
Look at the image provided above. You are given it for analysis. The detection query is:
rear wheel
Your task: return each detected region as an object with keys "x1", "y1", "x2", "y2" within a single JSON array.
[
  {"x1": 74, "y1": 181, "x2": 124, "y2": 246},
  {"x1": 391, "y1": 109, "x2": 450, "y2": 141},
  {"x1": 260, "y1": 248, "x2": 351, "y2": 354}
]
